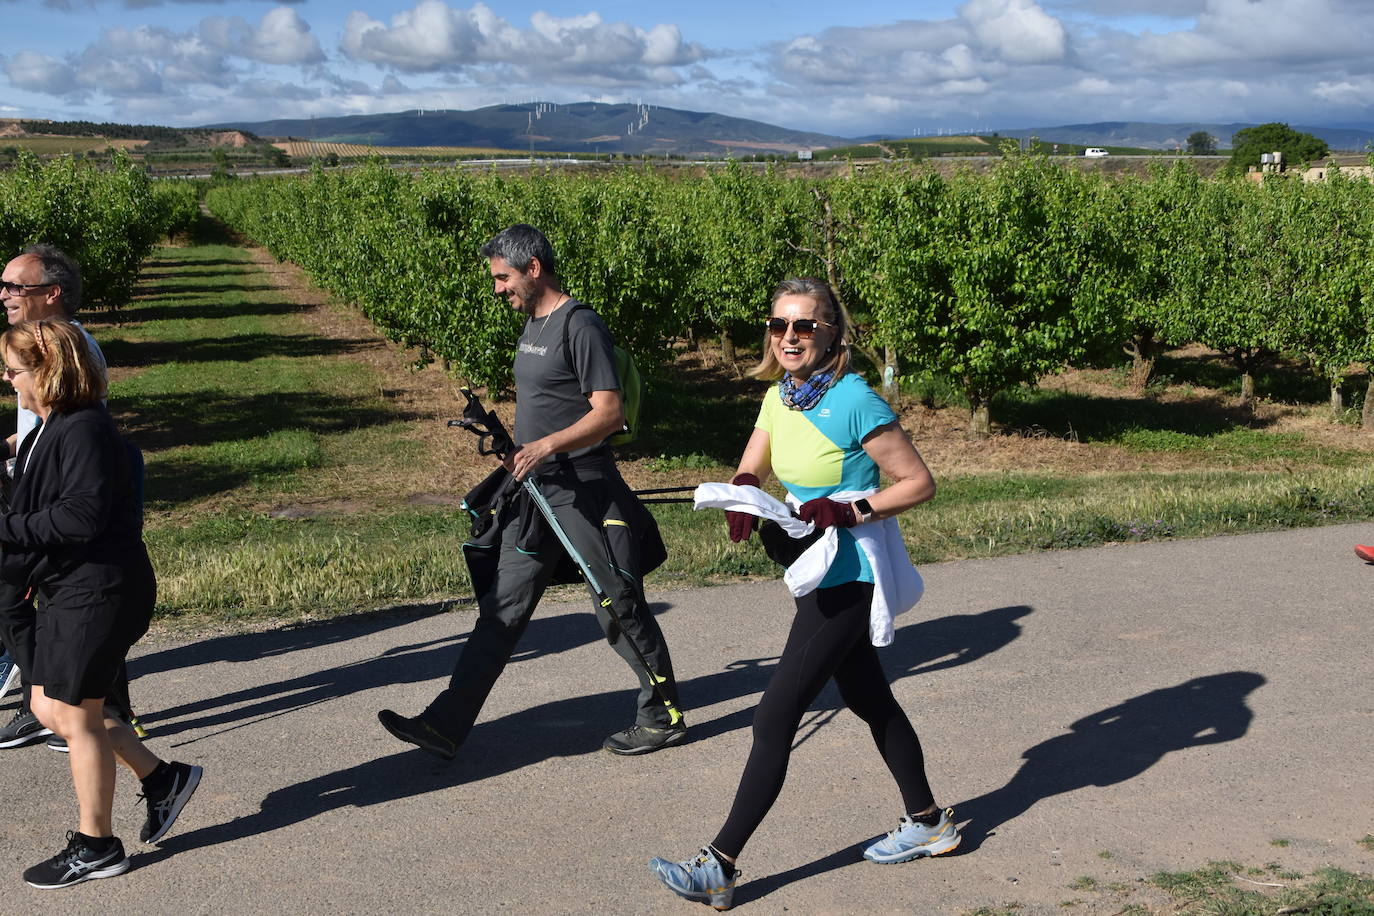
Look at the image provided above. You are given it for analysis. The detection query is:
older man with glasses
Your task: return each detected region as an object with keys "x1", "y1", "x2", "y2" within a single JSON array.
[{"x1": 0, "y1": 244, "x2": 108, "y2": 750}]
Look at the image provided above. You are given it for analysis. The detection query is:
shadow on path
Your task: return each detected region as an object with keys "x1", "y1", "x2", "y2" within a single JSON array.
[
  {"x1": 955, "y1": 671, "x2": 1266, "y2": 850},
  {"x1": 684, "y1": 604, "x2": 1034, "y2": 746},
  {"x1": 132, "y1": 600, "x2": 1036, "y2": 861},
  {"x1": 136, "y1": 599, "x2": 621, "y2": 739},
  {"x1": 728, "y1": 669, "x2": 1266, "y2": 900}
]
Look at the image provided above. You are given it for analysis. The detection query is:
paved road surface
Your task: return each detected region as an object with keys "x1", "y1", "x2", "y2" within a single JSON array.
[{"x1": 2, "y1": 522, "x2": 1371, "y2": 914}]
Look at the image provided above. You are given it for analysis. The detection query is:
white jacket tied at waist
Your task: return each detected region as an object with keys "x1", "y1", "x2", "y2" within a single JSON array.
[{"x1": 692, "y1": 482, "x2": 924, "y2": 647}]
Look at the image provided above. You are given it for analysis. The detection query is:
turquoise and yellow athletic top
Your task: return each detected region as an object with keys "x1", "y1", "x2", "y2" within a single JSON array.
[{"x1": 756, "y1": 373, "x2": 897, "y2": 588}]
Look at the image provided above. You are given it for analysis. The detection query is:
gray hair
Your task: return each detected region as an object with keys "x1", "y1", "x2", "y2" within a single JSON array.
[
  {"x1": 479, "y1": 224, "x2": 557, "y2": 280},
  {"x1": 22, "y1": 243, "x2": 82, "y2": 315}
]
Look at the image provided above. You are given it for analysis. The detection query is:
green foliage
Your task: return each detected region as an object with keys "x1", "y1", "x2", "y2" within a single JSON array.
[
  {"x1": 1230, "y1": 122, "x2": 1329, "y2": 171},
  {"x1": 1187, "y1": 131, "x2": 1218, "y2": 156},
  {"x1": 0, "y1": 150, "x2": 184, "y2": 310},
  {"x1": 206, "y1": 158, "x2": 1374, "y2": 431},
  {"x1": 838, "y1": 150, "x2": 1121, "y2": 436}
]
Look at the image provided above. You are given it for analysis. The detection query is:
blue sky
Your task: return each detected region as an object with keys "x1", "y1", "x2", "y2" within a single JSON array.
[{"x1": 2, "y1": 0, "x2": 1371, "y2": 137}]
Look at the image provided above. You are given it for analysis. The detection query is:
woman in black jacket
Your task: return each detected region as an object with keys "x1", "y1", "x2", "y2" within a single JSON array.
[{"x1": 0, "y1": 319, "x2": 201, "y2": 890}]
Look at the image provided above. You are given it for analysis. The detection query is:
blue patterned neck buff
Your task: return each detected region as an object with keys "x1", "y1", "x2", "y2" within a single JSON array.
[{"x1": 779, "y1": 371, "x2": 835, "y2": 411}]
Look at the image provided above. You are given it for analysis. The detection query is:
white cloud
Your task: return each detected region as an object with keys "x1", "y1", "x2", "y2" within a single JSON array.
[
  {"x1": 200, "y1": 8, "x2": 323, "y2": 66},
  {"x1": 1313, "y1": 78, "x2": 1365, "y2": 104},
  {"x1": 1046, "y1": 0, "x2": 1204, "y2": 16},
  {"x1": 342, "y1": 1, "x2": 482, "y2": 71},
  {"x1": 1138, "y1": 0, "x2": 1369, "y2": 67},
  {"x1": 6, "y1": 50, "x2": 79, "y2": 94},
  {"x1": 941, "y1": 77, "x2": 992, "y2": 94},
  {"x1": 962, "y1": 0, "x2": 1068, "y2": 63},
  {"x1": 6, "y1": 6, "x2": 328, "y2": 105},
  {"x1": 1074, "y1": 76, "x2": 1113, "y2": 93},
  {"x1": 341, "y1": 1, "x2": 705, "y2": 85}
]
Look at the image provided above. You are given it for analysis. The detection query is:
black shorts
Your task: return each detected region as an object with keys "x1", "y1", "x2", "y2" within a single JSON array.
[{"x1": 31, "y1": 581, "x2": 152, "y2": 707}]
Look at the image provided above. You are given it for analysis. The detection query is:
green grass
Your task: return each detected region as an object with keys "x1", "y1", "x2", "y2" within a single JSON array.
[
  {"x1": 1148, "y1": 862, "x2": 1374, "y2": 915},
  {"x1": 147, "y1": 509, "x2": 473, "y2": 621},
  {"x1": 1046, "y1": 859, "x2": 1374, "y2": 915},
  {"x1": 98, "y1": 243, "x2": 436, "y2": 618}
]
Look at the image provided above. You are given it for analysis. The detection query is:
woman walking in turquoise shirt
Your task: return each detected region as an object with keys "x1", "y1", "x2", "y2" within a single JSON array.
[{"x1": 650, "y1": 278, "x2": 959, "y2": 910}]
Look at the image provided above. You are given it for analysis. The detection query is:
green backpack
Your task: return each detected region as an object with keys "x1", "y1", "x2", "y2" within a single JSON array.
[{"x1": 563, "y1": 302, "x2": 642, "y2": 447}]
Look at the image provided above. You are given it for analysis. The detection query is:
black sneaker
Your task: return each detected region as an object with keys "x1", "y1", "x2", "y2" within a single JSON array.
[
  {"x1": 377, "y1": 709, "x2": 457, "y2": 760},
  {"x1": 0, "y1": 708, "x2": 52, "y2": 749},
  {"x1": 603, "y1": 722, "x2": 687, "y2": 756},
  {"x1": 139, "y1": 761, "x2": 203, "y2": 844},
  {"x1": 23, "y1": 831, "x2": 130, "y2": 889},
  {"x1": 46, "y1": 735, "x2": 69, "y2": 753}
]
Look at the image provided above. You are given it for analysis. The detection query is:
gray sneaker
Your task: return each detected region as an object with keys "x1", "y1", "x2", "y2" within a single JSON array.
[
  {"x1": 603, "y1": 722, "x2": 687, "y2": 756},
  {"x1": 863, "y1": 807, "x2": 961, "y2": 864},
  {"x1": 0, "y1": 708, "x2": 52, "y2": 749},
  {"x1": 649, "y1": 848, "x2": 736, "y2": 910}
]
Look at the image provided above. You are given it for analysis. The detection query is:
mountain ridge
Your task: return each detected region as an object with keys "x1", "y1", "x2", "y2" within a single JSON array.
[
  {"x1": 205, "y1": 104, "x2": 1374, "y2": 156},
  {"x1": 207, "y1": 102, "x2": 849, "y2": 156}
]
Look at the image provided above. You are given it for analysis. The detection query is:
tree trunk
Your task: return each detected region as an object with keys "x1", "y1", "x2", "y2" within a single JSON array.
[
  {"x1": 719, "y1": 328, "x2": 735, "y2": 368},
  {"x1": 967, "y1": 393, "x2": 992, "y2": 440},
  {"x1": 1239, "y1": 370, "x2": 1255, "y2": 404},
  {"x1": 1330, "y1": 382, "x2": 1343, "y2": 413},
  {"x1": 882, "y1": 346, "x2": 898, "y2": 399},
  {"x1": 1126, "y1": 328, "x2": 1156, "y2": 390},
  {"x1": 1363, "y1": 377, "x2": 1374, "y2": 430}
]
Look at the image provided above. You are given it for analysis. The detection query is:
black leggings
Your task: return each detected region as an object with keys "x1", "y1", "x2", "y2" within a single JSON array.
[{"x1": 712, "y1": 580, "x2": 935, "y2": 859}]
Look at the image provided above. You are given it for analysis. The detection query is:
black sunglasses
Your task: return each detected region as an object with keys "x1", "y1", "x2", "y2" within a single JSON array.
[
  {"x1": 0, "y1": 281, "x2": 54, "y2": 296},
  {"x1": 764, "y1": 317, "x2": 833, "y2": 339}
]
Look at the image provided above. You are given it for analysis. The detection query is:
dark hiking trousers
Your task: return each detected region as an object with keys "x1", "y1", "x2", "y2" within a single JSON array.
[{"x1": 421, "y1": 473, "x2": 680, "y2": 746}]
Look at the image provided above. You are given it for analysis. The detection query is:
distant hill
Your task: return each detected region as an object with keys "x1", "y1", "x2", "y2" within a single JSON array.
[
  {"x1": 989, "y1": 121, "x2": 1374, "y2": 152},
  {"x1": 206, "y1": 102, "x2": 849, "y2": 157},
  {"x1": 1, "y1": 118, "x2": 260, "y2": 149}
]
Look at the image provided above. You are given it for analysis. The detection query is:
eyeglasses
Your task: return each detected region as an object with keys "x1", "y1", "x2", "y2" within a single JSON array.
[
  {"x1": 0, "y1": 281, "x2": 54, "y2": 296},
  {"x1": 2, "y1": 366, "x2": 31, "y2": 378},
  {"x1": 764, "y1": 317, "x2": 834, "y2": 339}
]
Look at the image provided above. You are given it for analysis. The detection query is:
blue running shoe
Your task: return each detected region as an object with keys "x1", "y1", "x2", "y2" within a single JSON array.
[
  {"x1": 0, "y1": 652, "x2": 19, "y2": 699},
  {"x1": 863, "y1": 807, "x2": 961, "y2": 864},
  {"x1": 649, "y1": 847, "x2": 736, "y2": 910}
]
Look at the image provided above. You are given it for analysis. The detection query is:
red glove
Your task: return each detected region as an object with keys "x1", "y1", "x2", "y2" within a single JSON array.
[
  {"x1": 797, "y1": 497, "x2": 858, "y2": 530},
  {"x1": 726, "y1": 472, "x2": 760, "y2": 542}
]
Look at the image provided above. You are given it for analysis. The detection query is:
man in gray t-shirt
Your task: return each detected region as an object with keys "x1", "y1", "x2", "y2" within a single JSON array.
[{"x1": 379, "y1": 224, "x2": 685, "y2": 759}]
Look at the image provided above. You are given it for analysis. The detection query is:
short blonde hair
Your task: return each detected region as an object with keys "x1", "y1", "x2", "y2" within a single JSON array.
[
  {"x1": 750, "y1": 277, "x2": 854, "y2": 381},
  {"x1": 2, "y1": 319, "x2": 106, "y2": 413}
]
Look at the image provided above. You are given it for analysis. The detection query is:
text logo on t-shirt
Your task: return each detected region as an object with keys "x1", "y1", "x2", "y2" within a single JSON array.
[
  {"x1": 519, "y1": 342, "x2": 549, "y2": 356},
  {"x1": 818, "y1": 408, "x2": 831, "y2": 418}
]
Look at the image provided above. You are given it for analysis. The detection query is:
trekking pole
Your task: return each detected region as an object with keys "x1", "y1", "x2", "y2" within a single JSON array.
[
  {"x1": 631, "y1": 485, "x2": 696, "y2": 505},
  {"x1": 449, "y1": 389, "x2": 684, "y2": 726}
]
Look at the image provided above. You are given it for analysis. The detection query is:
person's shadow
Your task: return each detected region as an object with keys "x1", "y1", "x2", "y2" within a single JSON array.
[
  {"x1": 691, "y1": 604, "x2": 1034, "y2": 747},
  {"x1": 955, "y1": 670, "x2": 1267, "y2": 850},
  {"x1": 132, "y1": 602, "x2": 1035, "y2": 865},
  {"x1": 732, "y1": 670, "x2": 1266, "y2": 903}
]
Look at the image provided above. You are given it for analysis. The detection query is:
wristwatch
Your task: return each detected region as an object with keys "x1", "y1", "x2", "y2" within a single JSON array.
[{"x1": 852, "y1": 498, "x2": 874, "y2": 524}]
